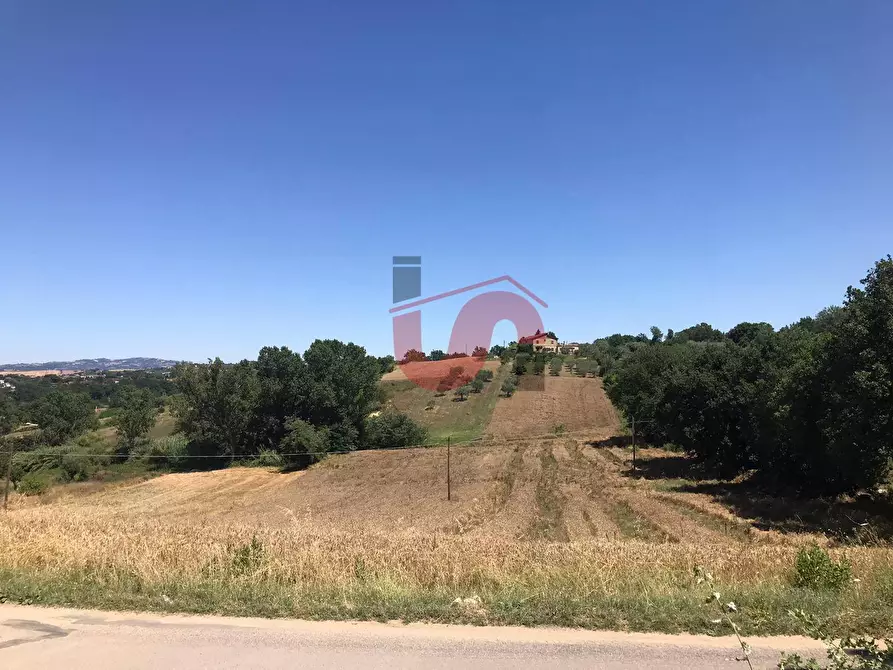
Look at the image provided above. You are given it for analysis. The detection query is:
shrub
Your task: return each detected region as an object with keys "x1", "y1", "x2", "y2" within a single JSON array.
[
  {"x1": 471, "y1": 378, "x2": 485, "y2": 393},
  {"x1": 248, "y1": 449, "x2": 284, "y2": 468},
  {"x1": 364, "y1": 411, "x2": 428, "y2": 448},
  {"x1": 18, "y1": 474, "x2": 48, "y2": 496},
  {"x1": 501, "y1": 378, "x2": 517, "y2": 397},
  {"x1": 549, "y1": 358, "x2": 562, "y2": 375},
  {"x1": 792, "y1": 545, "x2": 852, "y2": 591},
  {"x1": 532, "y1": 360, "x2": 545, "y2": 375},
  {"x1": 280, "y1": 418, "x2": 330, "y2": 468},
  {"x1": 475, "y1": 369, "x2": 494, "y2": 383},
  {"x1": 60, "y1": 452, "x2": 97, "y2": 482},
  {"x1": 132, "y1": 435, "x2": 189, "y2": 469}
]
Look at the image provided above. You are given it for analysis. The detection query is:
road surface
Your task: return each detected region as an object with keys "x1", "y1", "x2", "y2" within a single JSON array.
[{"x1": 0, "y1": 604, "x2": 824, "y2": 669}]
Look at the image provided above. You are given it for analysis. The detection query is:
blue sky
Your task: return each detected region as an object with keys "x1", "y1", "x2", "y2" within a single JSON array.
[{"x1": 2, "y1": 1, "x2": 891, "y2": 363}]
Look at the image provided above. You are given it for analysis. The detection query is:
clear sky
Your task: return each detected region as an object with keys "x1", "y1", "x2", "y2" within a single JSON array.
[{"x1": 2, "y1": 1, "x2": 892, "y2": 363}]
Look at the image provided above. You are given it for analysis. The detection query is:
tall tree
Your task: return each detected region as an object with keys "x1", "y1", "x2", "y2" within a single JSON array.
[
  {"x1": 172, "y1": 359, "x2": 259, "y2": 460},
  {"x1": 31, "y1": 390, "x2": 97, "y2": 445},
  {"x1": 115, "y1": 387, "x2": 157, "y2": 450}
]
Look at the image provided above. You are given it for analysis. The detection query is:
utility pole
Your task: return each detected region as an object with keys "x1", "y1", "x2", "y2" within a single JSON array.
[
  {"x1": 631, "y1": 415, "x2": 636, "y2": 474},
  {"x1": 446, "y1": 436, "x2": 451, "y2": 501},
  {"x1": 3, "y1": 439, "x2": 13, "y2": 511}
]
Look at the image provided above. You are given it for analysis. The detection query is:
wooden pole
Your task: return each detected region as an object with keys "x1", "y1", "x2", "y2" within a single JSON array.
[
  {"x1": 631, "y1": 415, "x2": 636, "y2": 474},
  {"x1": 447, "y1": 435, "x2": 451, "y2": 501},
  {"x1": 3, "y1": 440, "x2": 13, "y2": 511}
]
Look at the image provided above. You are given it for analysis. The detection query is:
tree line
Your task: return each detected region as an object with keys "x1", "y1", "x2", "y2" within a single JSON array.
[
  {"x1": 599, "y1": 256, "x2": 893, "y2": 494},
  {"x1": 171, "y1": 340, "x2": 426, "y2": 468}
]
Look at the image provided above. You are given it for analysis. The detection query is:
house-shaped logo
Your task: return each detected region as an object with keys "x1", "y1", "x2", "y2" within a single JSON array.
[{"x1": 390, "y1": 257, "x2": 547, "y2": 389}]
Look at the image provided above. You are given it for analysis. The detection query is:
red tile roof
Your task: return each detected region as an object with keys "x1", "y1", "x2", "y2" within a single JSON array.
[{"x1": 518, "y1": 330, "x2": 554, "y2": 345}]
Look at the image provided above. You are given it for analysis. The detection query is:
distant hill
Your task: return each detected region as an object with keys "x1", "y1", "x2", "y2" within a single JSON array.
[{"x1": 0, "y1": 357, "x2": 179, "y2": 372}]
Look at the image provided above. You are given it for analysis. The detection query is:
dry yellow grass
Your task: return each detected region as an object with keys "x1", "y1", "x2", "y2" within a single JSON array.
[{"x1": 3, "y1": 378, "x2": 892, "y2": 633}]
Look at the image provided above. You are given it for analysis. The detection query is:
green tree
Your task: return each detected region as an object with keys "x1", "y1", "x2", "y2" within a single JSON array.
[
  {"x1": 677, "y1": 322, "x2": 726, "y2": 343},
  {"x1": 31, "y1": 390, "x2": 97, "y2": 445},
  {"x1": 545, "y1": 331, "x2": 557, "y2": 340},
  {"x1": 376, "y1": 355, "x2": 396, "y2": 374},
  {"x1": 809, "y1": 257, "x2": 893, "y2": 492},
  {"x1": 429, "y1": 349, "x2": 445, "y2": 361},
  {"x1": 302, "y1": 339, "x2": 381, "y2": 451},
  {"x1": 727, "y1": 322, "x2": 774, "y2": 346},
  {"x1": 365, "y1": 411, "x2": 428, "y2": 448},
  {"x1": 0, "y1": 393, "x2": 17, "y2": 436},
  {"x1": 549, "y1": 358, "x2": 562, "y2": 375},
  {"x1": 489, "y1": 344, "x2": 506, "y2": 358},
  {"x1": 115, "y1": 387, "x2": 157, "y2": 450},
  {"x1": 650, "y1": 326, "x2": 663, "y2": 344},
  {"x1": 279, "y1": 417, "x2": 330, "y2": 468},
  {"x1": 454, "y1": 385, "x2": 471, "y2": 401},
  {"x1": 501, "y1": 377, "x2": 517, "y2": 397},
  {"x1": 532, "y1": 360, "x2": 545, "y2": 375},
  {"x1": 172, "y1": 358, "x2": 259, "y2": 461},
  {"x1": 471, "y1": 378, "x2": 485, "y2": 393}
]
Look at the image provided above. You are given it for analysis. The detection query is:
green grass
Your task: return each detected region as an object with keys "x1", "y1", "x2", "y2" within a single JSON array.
[
  {"x1": 2, "y1": 567, "x2": 892, "y2": 636},
  {"x1": 148, "y1": 412, "x2": 178, "y2": 439},
  {"x1": 605, "y1": 499, "x2": 674, "y2": 542},
  {"x1": 382, "y1": 366, "x2": 507, "y2": 444},
  {"x1": 526, "y1": 446, "x2": 569, "y2": 541}
]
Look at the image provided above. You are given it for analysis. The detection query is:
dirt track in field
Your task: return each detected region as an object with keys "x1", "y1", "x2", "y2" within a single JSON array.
[
  {"x1": 23, "y1": 376, "x2": 784, "y2": 545},
  {"x1": 485, "y1": 376, "x2": 619, "y2": 439}
]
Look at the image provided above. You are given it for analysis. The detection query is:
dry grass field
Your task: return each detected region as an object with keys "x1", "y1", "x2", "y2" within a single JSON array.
[
  {"x1": 2, "y1": 371, "x2": 892, "y2": 635},
  {"x1": 0, "y1": 369, "x2": 77, "y2": 377},
  {"x1": 486, "y1": 375, "x2": 618, "y2": 439}
]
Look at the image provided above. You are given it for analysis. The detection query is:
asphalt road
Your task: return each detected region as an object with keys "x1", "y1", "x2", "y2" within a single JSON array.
[{"x1": 0, "y1": 604, "x2": 825, "y2": 669}]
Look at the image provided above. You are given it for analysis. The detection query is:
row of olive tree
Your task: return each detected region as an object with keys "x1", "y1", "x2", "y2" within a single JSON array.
[
  {"x1": 172, "y1": 340, "x2": 426, "y2": 469},
  {"x1": 602, "y1": 256, "x2": 893, "y2": 494}
]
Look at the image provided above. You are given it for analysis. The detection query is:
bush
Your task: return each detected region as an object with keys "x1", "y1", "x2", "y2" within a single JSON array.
[
  {"x1": 364, "y1": 411, "x2": 428, "y2": 448},
  {"x1": 792, "y1": 545, "x2": 852, "y2": 591},
  {"x1": 248, "y1": 449, "x2": 284, "y2": 468},
  {"x1": 471, "y1": 378, "x2": 485, "y2": 393},
  {"x1": 501, "y1": 378, "x2": 517, "y2": 397},
  {"x1": 10, "y1": 445, "x2": 69, "y2": 483},
  {"x1": 132, "y1": 435, "x2": 189, "y2": 469},
  {"x1": 549, "y1": 358, "x2": 562, "y2": 375},
  {"x1": 279, "y1": 418, "x2": 330, "y2": 468},
  {"x1": 18, "y1": 474, "x2": 48, "y2": 496},
  {"x1": 60, "y1": 452, "x2": 98, "y2": 482},
  {"x1": 474, "y1": 369, "x2": 494, "y2": 383}
]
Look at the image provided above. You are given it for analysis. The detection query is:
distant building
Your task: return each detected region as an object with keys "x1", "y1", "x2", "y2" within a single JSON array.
[
  {"x1": 559, "y1": 342, "x2": 581, "y2": 355},
  {"x1": 518, "y1": 330, "x2": 559, "y2": 353}
]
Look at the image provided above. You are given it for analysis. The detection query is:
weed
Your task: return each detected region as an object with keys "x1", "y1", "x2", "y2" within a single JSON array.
[
  {"x1": 17, "y1": 474, "x2": 48, "y2": 496},
  {"x1": 792, "y1": 545, "x2": 852, "y2": 591},
  {"x1": 230, "y1": 536, "x2": 265, "y2": 575}
]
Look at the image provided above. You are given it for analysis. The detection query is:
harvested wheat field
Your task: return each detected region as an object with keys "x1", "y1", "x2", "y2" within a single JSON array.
[
  {"x1": 3, "y1": 376, "x2": 893, "y2": 634},
  {"x1": 486, "y1": 375, "x2": 619, "y2": 439},
  {"x1": 4, "y1": 437, "x2": 893, "y2": 635}
]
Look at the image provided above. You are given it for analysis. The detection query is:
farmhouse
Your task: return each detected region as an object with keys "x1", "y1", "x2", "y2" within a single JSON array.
[
  {"x1": 559, "y1": 342, "x2": 581, "y2": 355},
  {"x1": 518, "y1": 329, "x2": 558, "y2": 353}
]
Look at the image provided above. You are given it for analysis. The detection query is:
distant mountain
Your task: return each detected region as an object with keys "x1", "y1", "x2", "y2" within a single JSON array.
[{"x1": 0, "y1": 357, "x2": 180, "y2": 372}]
